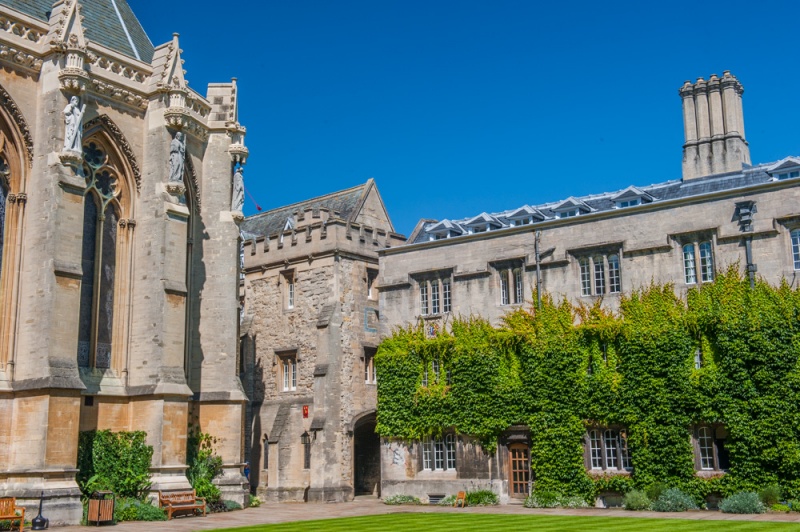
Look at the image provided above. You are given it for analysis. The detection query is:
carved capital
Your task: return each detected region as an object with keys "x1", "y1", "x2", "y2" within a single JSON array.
[
  {"x1": 59, "y1": 150, "x2": 83, "y2": 168},
  {"x1": 165, "y1": 182, "x2": 186, "y2": 196},
  {"x1": 118, "y1": 218, "x2": 136, "y2": 230},
  {"x1": 164, "y1": 107, "x2": 208, "y2": 141},
  {"x1": 228, "y1": 143, "x2": 249, "y2": 165},
  {"x1": 58, "y1": 67, "x2": 90, "y2": 94}
]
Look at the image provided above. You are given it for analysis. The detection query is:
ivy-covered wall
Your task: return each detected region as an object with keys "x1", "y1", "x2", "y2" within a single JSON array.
[{"x1": 375, "y1": 269, "x2": 800, "y2": 501}]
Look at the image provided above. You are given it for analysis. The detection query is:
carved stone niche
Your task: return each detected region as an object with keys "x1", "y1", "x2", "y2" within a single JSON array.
[
  {"x1": 58, "y1": 35, "x2": 90, "y2": 94},
  {"x1": 165, "y1": 182, "x2": 186, "y2": 197}
]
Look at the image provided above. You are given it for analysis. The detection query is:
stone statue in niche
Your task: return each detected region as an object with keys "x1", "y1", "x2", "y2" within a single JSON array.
[
  {"x1": 231, "y1": 165, "x2": 244, "y2": 212},
  {"x1": 63, "y1": 96, "x2": 86, "y2": 153},
  {"x1": 168, "y1": 131, "x2": 186, "y2": 182}
]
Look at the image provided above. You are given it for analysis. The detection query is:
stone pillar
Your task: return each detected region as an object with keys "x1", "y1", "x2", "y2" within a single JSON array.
[
  {"x1": 680, "y1": 81, "x2": 699, "y2": 180},
  {"x1": 707, "y1": 74, "x2": 726, "y2": 173}
]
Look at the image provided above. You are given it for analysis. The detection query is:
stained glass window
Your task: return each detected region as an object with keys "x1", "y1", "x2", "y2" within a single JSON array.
[{"x1": 77, "y1": 141, "x2": 120, "y2": 368}]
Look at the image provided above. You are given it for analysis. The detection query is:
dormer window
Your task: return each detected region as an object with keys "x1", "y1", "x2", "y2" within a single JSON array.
[
  {"x1": 777, "y1": 171, "x2": 800, "y2": 180},
  {"x1": 558, "y1": 209, "x2": 579, "y2": 218},
  {"x1": 616, "y1": 199, "x2": 640, "y2": 208},
  {"x1": 766, "y1": 157, "x2": 800, "y2": 181},
  {"x1": 513, "y1": 218, "x2": 531, "y2": 226}
]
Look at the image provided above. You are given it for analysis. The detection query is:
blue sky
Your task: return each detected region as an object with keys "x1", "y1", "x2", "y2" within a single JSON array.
[{"x1": 136, "y1": 0, "x2": 800, "y2": 236}]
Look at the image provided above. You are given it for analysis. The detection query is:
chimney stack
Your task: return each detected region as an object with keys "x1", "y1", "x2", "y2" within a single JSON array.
[{"x1": 679, "y1": 71, "x2": 750, "y2": 180}]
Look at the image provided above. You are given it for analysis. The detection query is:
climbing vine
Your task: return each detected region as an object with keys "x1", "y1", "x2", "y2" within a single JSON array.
[{"x1": 375, "y1": 268, "x2": 800, "y2": 501}]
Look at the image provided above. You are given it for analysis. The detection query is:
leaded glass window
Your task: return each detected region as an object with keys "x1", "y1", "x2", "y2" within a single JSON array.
[
  {"x1": 594, "y1": 257, "x2": 605, "y2": 295},
  {"x1": 589, "y1": 430, "x2": 603, "y2": 468},
  {"x1": 77, "y1": 141, "x2": 120, "y2": 369},
  {"x1": 580, "y1": 258, "x2": 591, "y2": 296},
  {"x1": 698, "y1": 427, "x2": 714, "y2": 470},
  {"x1": 442, "y1": 278, "x2": 451, "y2": 313},
  {"x1": 445, "y1": 434, "x2": 456, "y2": 469},
  {"x1": 422, "y1": 436, "x2": 433, "y2": 469},
  {"x1": 514, "y1": 268, "x2": 523, "y2": 304},
  {"x1": 608, "y1": 254, "x2": 621, "y2": 293},
  {"x1": 699, "y1": 241, "x2": 714, "y2": 282},
  {"x1": 604, "y1": 430, "x2": 618, "y2": 469},
  {"x1": 792, "y1": 230, "x2": 800, "y2": 270},
  {"x1": 683, "y1": 244, "x2": 697, "y2": 284}
]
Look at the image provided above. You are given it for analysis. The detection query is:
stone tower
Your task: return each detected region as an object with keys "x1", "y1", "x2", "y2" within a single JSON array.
[{"x1": 680, "y1": 71, "x2": 750, "y2": 180}]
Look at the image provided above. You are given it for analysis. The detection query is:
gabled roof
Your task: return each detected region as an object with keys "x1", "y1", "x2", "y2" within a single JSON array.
[
  {"x1": 5, "y1": 0, "x2": 155, "y2": 63},
  {"x1": 241, "y1": 179, "x2": 376, "y2": 238},
  {"x1": 506, "y1": 205, "x2": 545, "y2": 221},
  {"x1": 427, "y1": 219, "x2": 464, "y2": 235},
  {"x1": 611, "y1": 186, "x2": 655, "y2": 203},
  {"x1": 765, "y1": 157, "x2": 800, "y2": 174},
  {"x1": 552, "y1": 196, "x2": 592, "y2": 212},
  {"x1": 464, "y1": 212, "x2": 502, "y2": 227}
]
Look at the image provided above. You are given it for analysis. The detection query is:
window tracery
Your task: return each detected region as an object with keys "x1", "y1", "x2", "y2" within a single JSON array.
[{"x1": 77, "y1": 140, "x2": 121, "y2": 369}]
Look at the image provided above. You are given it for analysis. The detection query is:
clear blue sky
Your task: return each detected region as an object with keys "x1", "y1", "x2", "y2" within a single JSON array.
[{"x1": 136, "y1": 0, "x2": 800, "y2": 236}]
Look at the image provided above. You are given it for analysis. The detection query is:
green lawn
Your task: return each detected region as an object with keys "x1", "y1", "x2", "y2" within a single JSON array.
[{"x1": 210, "y1": 513, "x2": 800, "y2": 532}]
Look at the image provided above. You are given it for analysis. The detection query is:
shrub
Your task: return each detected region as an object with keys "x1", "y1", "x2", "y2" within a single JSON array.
[
  {"x1": 77, "y1": 430, "x2": 153, "y2": 500},
  {"x1": 437, "y1": 495, "x2": 456, "y2": 506},
  {"x1": 113, "y1": 497, "x2": 167, "y2": 522},
  {"x1": 186, "y1": 430, "x2": 223, "y2": 503},
  {"x1": 523, "y1": 491, "x2": 587, "y2": 508},
  {"x1": 248, "y1": 494, "x2": 261, "y2": 508},
  {"x1": 465, "y1": 489, "x2": 499, "y2": 506},
  {"x1": 524, "y1": 490, "x2": 559, "y2": 508},
  {"x1": 223, "y1": 500, "x2": 242, "y2": 511},
  {"x1": 645, "y1": 482, "x2": 668, "y2": 502},
  {"x1": 383, "y1": 494, "x2": 421, "y2": 505},
  {"x1": 789, "y1": 499, "x2": 800, "y2": 511},
  {"x1": 771, "y1": 503, "x2": 791, "y2": 512},
  {"x1": 623, "y1": 490, "x2": 651, "y2": 511},
  {"x1": 651, "y1": 488, "x2": 697, "y2": 512},
  {"x1": 759, "y1": 484, "x2": 782, "y2": 506},
  {"x1": 719, "y1": 492, "x2": 766, "y2": 514}
]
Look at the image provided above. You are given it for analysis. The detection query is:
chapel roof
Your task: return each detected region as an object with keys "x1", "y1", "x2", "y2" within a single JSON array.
[
  {"x1": 240, "y1": 180, "x2": 374, "y2": 239},
  {"x1": 409, "y1": 161, "x2": 797, "y2": 244},
  {"x1": 3, "y1": 0, "x2": 154, "y2": 63}
]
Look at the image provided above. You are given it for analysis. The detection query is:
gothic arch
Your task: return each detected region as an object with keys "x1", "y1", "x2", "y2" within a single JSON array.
[
  {"x1": 74, "y1": 127, "x2": 137, "y2": 372},
  {"x1": 0, "y1": 84, "x2": 30, "y2": 373}
]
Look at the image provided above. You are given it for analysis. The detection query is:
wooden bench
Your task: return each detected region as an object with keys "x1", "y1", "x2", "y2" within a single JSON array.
[
  {"x1": 0, "y1": 497, "x2": 25, "y2": 532},
  {"x1": 158, "y1": 490, "x2": 206, "y2": 520}
]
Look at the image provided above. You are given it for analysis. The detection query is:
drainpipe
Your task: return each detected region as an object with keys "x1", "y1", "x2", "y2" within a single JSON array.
[
  {"x1": 534, "y1": 231, "x2": 542, "y2": 310},
  {"x1": 734, "y1": 201, "x2": 757, "y2": 289}
]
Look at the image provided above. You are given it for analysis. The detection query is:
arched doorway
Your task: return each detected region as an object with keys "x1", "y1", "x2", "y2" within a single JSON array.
[{"x1": 353, "y1": 412, "x2": 380, "y2": 496}]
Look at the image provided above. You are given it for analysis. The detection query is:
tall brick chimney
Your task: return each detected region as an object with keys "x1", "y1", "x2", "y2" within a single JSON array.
[{"x1": 679, "y1": 71, "x2": 750, "y2": 180}]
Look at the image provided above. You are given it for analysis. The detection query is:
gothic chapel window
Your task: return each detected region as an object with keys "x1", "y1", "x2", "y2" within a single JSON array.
[{"x1": 77, "y1": 141, "x2": 121, "y2": 369}]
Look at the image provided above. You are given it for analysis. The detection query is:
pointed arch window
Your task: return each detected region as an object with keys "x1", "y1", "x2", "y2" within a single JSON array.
[{"x1": 77, "y1": 141, "x2": 121, "y2": 368}]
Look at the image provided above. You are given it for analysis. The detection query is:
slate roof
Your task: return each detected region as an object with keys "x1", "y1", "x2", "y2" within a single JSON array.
[
  {"x1": 4, "y1": 0, "x2": 154, "y2": 63},
  {"x1": 240, "y1": 180, "x2": 371, "y2": 239},
  {"x1": 410, "y1": 161, "x2": 799, "y2": 244}
]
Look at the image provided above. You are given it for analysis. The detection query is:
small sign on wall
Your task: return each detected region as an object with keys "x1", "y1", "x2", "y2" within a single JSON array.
[{"x1": 303, "y1": 405, "x2": 309, "y2": 418}]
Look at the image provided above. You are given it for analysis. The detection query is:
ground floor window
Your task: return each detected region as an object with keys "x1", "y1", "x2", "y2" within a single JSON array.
[
  {"x1": 422, "y1": 435, "x2": 456, "y2": 470},
  {"x1": 586, "y1": 427, "x2": 631, "y2": 471}
]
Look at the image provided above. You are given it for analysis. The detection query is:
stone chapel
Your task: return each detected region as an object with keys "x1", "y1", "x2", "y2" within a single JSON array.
[{"x1": 0, "y1": 0, "x2": 249, "y2": 523}]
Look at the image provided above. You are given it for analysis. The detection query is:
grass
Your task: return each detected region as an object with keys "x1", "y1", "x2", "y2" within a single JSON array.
[{"x1": 209, "y1": 513, "x2": 799, "y2": 532}]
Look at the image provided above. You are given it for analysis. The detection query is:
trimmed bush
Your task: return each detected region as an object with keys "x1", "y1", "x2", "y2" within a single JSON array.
[
  {"x1": 465, "y1": 489, "x2": 499, "y2": 506},
  {"x1": 383, "y1": 494, "x2": 421, "y2": 505},
  {"x1": 771, "y1": 503, "x2": 790, "y2": 512},
  {"x1": 623, "y1": 490, "x2": 651, "y2": 511},
  {"x1": 77, "y1": 430, "x2": 153, "y2": 499},
  {"x1": 719, "y1": 492, "x2": 766, "y2": 514},
  {"x1": 113, "y1": 498, "x2": 167, "y2": 522},
  {"x1": 524, "y1": 492, "x2": 588, "y2": 509},
  {"x1": 645, "y1": 482, "x2": 668, "y2": 502},
  {"x1": 651, "y1": 488, "x2": 697, "y2": 512},
  {"x1": 759, "y1": 484, "x2": 781, "y2": 506}
]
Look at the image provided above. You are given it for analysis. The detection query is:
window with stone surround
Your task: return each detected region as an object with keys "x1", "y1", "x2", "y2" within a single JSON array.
[
  {"x1": 585, "y1": 427, "x2": 631, "y2": 472},
  {"x1": 577, "y1": 254, "x2": 621, "y2": 297},
  {"x1": 421, "y1": 434, "x2": 456, "y2": 471},
  {"x1": 279, "y1": 352, "x2": 297, "y2": 392},
  {"x1": 497, "y1": 263, "x2": 524, "y2": 306},
  {"x1": 364, "y1": 347, "x2": 377, "y2": 384},
  {"x1": 682, "y1": 240, "x2": 714, "y2": 284},
  {"x1": 693, "y1": 425, "x2": 729, "y2": 472},
  {"x1": 418, "y1": 275, "x2": 453, "y2": 316},
  {"x1": 367, "y1": 268, "x2": 378, "y2": 300},
  {"x1": 791, "y1": 230, "x2": 800, "y2": 270},
  {"x1": 282, "y1": 270, "x2": 295, "y2": 310}
]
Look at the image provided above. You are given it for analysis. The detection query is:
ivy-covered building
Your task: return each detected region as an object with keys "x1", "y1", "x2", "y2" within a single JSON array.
[
  {"x1": 376, "y1": 71, "x2": 800, "y2": 504},
  {"x1": 0, "y1": 0, "x2": 249, "y2": 523}
]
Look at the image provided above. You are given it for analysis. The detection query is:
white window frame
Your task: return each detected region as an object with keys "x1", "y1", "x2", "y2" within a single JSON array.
[
  {"x1": 422, "y1": 436, "x2": 433, "y2": 470},
  {"x1": 683, "y1": 243, "x2": 697, "y2": 284},
  {"x1": 588, "y1": 427, "x2": 631, "y2": 471},
  {"x1": 419, "y1": 281, "x2": 428, "y2": 315},
  {"x1": 698, "y1": 427, "x2": 714, "y2": 470},
  {"x1": 608, "y1": 254, "x2": 621, "y2": 293},
  {"x1": 500, "y1": 270, "x2": 510, "y2": 305},
  {"x1": 367, "y1": 269, "x2": 378, "y2": 300},
  {"x1": 281, "y1": 355, "x2": 297, "y2": 392},
  {"x1": 580, "y1": 258, "x2": 591, "y2": 296},
  {"x1": 792, "y1": 229, "x2": 800, "y2": 270},
  {"x1": 682, "y1": 241, "x2": 714, "y2": 285},
  {"x1": 445, "y1": 434, "x2": 456, "y2": 469},
  {"x1": 434, "y1": 438, "x2": 445, "y2": 470},
  {"x1": 699, "y1": 241, "x2": 714, "y2": 282},
  {"x1": 431, "y1": 280, "x2": 440, "y2": 314},
  {"x1": 593, "y1": 257, "x2": 605, "y2": 296},
  {"x1": 442, "y1": 278, "x2": 452, "y2": 313},
  {"x1": 513, "y1": 268, "x2": 523, "y2": 304},
  {"x1": 284, "y1": 273, "x2": 295, "y2": 310},
  {"x1": 589, "y1": 430, "x2": 603, "y2": 469}
]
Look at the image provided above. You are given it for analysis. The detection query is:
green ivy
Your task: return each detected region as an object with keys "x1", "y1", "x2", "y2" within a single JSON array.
[
  {"x1": 375, "y1": 268, "x2": 800, "y2": 501},
  {"x1": 186, "y1": 429, "x2": 223, "y2": 503},
  {"x1": 77, "y1": 430, "x2": 153, "y2": 500}
]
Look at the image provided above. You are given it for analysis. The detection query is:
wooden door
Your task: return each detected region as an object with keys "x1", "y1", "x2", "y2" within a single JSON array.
[{"x1": 509, "y1": 443, "x2": 530, "y2": 498}]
